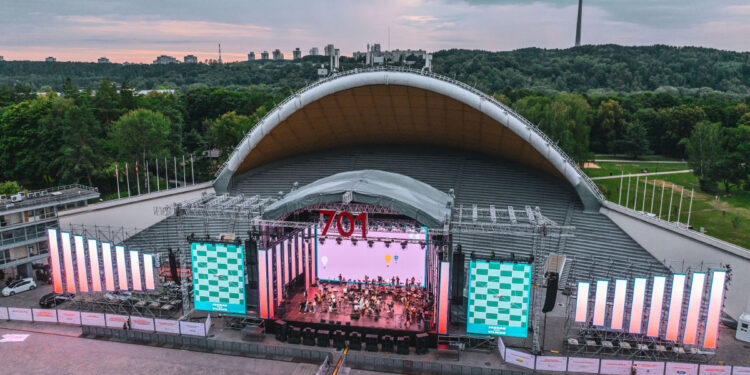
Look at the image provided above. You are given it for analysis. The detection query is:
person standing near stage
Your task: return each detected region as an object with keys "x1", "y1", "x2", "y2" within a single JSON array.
[{"x1": 312, "y1": 300, "x2": 317, "y2": 313}]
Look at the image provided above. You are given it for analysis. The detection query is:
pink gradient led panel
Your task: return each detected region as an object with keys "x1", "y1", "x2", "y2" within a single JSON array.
[
  {"x1": 267, "y1": 247, "x2": 274, "y2": 317},
  {"x1": 101, "y1": 242, "x2": 115, "y2": 291},
  {"x1": 683, "y1": 273, "x2": 706, "y2": 345},
  {"x1": 297, "y1": 236, "x2": 303, "y2": 277},
  {"x1": 290, "y1": 238, "x2": 297, "y2": 278},
  {"x1": 283, "y1": 240, "x2": 290, "y2": 284},
  {"x1": 312, "y1": 229, "x2": 317, "y2": 283},
  {"x1": 665, "y1": 274, "x2": 686, "y2": 341},
  {"x1": 304, "y1": 239, "x2": 311, "y2": 290},
  {"x1": 437, "y1": 261, "x2": 450, "y2": 334},
  {"x1": 74, "y1": 236, "x2": 89, "y2": 292},
  {"x1": 115, "y1": 246, "x2": 128, "y2": 290},
  {"x1": 257, "y1": 250, "x2": 269, "y2": 319},
  {"x1": 143, "y1": 253, "x2": 155, "y2": 290},
  {"x1": 61, "y1": 232, "x2": 77, "y2": 293},
  {"x1": 703, "y1": 271, "x2": 727, "y2": 349},
  {"x1": 317, "y1": 238, "x2": 426, "y2": 285},
  {"x1": 647, "y1": 276, "x2": 667, "y2": 337},
  {"x1": 593, "y1": 280, "x2": 609, "y2": 326},
  {"x1": 47, "y1": 229, "x2": 64, "y2": 294},
  {"x1": 575, "y1": 282, "x2": 590, "y2": 322},
  {"x1": 130, "y1": 250, "x2": 142, "y2": 291},
  {"x1": 629, "y1": 278, "x2": 648, "y2": 334},
  {"x1": 87, "y1": 239, "x2": 102, "y2": 292},
  {"x1": 611, "y1": 279, "x2": 627, "y2": 330},
  {"x1": 275, "y1": 244, "x2": 283, "y2": 303}
]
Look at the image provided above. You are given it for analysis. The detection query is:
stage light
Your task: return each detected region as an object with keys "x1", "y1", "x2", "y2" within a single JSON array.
[
  {"x1": 385, "y1": 240, "x2": 391, "y2": 248},
  {"x1": 319, "y1": 238, "x2": 325, "y2": 245},
  {"x1": 400, "y1": 241, "x2": 408, "y2": 250},
  {"x1": 336, "y1": 237, "x2": 342, "y2": 245},
  {"x1": 367, "y1": 240, "x2": 374, "y2": 248},
  {"x1": 351, "y1": 238, "x2": 358, "y2": 246},
  {"x1": 420, "y1": 241, "x2": 426, "y2": 249}
]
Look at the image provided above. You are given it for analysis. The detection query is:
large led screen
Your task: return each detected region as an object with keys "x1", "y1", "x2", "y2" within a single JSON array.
[
  {"x1": 316, "y1": 230, "x2": 426, "y2": 286},
  {"x1": 191, "y1": 242, "x2": 246, "y2": 314},
  {"x1": 467, "y1": 260, "x2": 532, "y2": 337}
]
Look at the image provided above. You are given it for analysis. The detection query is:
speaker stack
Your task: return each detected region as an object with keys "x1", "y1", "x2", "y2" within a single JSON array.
[
  {"x1": 451, "y1": 245, "x2": 465, "y2": 305},
  {"x1": 381, "y1": 335, "x2": 394, "y2": 352},
  {"x1": 288, "y1": 326, "x2": 301, "y2": 344},
  {"x1": 275, "y1": 320, "x2": 287, "y2": 342},
  {"x1": 396, "y1": 336, "x2": 410, "y2": 354},
  {"x1": 333, "y1": 330, "x2": 346, "y2": 349},
  {"x1": 542, "y1": 272, "x2": 559, "y2": 313},
  {"x1": 348, "y1": 331, "x2": 362, "y2": 350},
  {"x1": 316, "y1": 329, "x2": 330, "y2": 347},
  {"x1": 365, "y1": 334, "x2": 379, "y2": 352},
  {"x1": 415, "y1": 333, "x2": 429, "y2": 354},
  {"x1": 302, "y1": 327, "x2": 316, "y2": 346}
]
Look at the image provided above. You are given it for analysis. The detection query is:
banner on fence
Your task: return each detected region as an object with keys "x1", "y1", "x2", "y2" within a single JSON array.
[
  {"x1": 536, "y1": 356, "x2": 567, "y2": 372},
  {"x1": 179, "y1": 321, "x2": 206, "y2": 336},
  {"x1": 105, "y1": 314, "x2": 129, "y2": 329},
  {"x1": 57, "y1": 310, "x2": 81, "y2": 325},
  {"x1": 635, "y1": 361, "x2": 665, "y2": 375},
  {"x1": 666, "y1": 363, "x2": 699, "y2": 375},
  {"x1": 31, "y1": 308, "x2": 58, "y2": 323},
  {"x1": 498, "y1": 337, "x2": 506, "y2": 360},
  {"x1": 601, "y1": 360, "x2": 633, "y2": 375},
  {"x1": 700, "y1": 365, "x2": 731, "y2": 375},
  {"x1": 81, "y1": 312, "x2": 106, "y2": 327},
  {"x1": 8, "y1": 307, "x2": 32, "y2": 321},
  {"x1": 0, "y1": 307, "x2": 8, "y2": 320},
  {"x1": 155, "y1": 319, "x2": 180, "y2": 334},
  {"x1": 130, "y1": 316, "x2": 155, "y2": 332},
  {"x1": 505, "y1": 349, "x2": 535, "y2": 370},
  {"x1": 569, "y1": 357, "x2": 600, "y2": 374},
  {"x1": 733, "y1": 367, "x2": 750, "y2": 375}
]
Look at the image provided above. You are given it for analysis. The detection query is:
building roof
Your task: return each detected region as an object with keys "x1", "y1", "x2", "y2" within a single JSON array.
[
  {"x1": 214, "y1": 67, "x2": 603, "y2": 211},
  {"x1": 0, "y1": 184, "x2": 99, "y2": 215},
  {"x1": 262, "y1": 169, "x2": 453, "y2": 228}
]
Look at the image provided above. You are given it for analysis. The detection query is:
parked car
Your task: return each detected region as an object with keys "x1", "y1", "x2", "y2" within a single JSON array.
[
  {"x1": 2, "y1": 277, "x2": 37, "y2": 296},
  {"x1": 39, "y1": 293, "x2": 74, "y2": 308}
]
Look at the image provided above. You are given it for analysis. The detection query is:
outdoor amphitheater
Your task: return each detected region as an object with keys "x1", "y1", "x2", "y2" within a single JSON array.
[{"x1": 21, "y1": 67, "x2": 750, "y2": 374}]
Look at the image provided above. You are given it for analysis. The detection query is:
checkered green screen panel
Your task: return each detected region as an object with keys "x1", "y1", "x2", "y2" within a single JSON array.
[
  {"x1": 467, "y1": 260, "x2": 531, "y2": 337},
  {"x1": 191, "y1": 242, "x2": 246, "y2": 314}
]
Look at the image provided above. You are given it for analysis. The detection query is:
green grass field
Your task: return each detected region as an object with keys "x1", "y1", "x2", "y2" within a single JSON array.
[
  {"x1": 592, "y1": 170, "x2": 750, "y2": 249},
  {"x1": 585, "y1": 161, "x2": 690, "y2": 178},
  {"x1": 594, "y1": 155, "x2": 685, "y2": 162}
]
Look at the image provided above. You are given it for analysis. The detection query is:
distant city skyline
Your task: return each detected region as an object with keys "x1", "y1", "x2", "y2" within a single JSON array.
[{"x1": 1, "y1": 0, "x2": 749, "y2": 63}]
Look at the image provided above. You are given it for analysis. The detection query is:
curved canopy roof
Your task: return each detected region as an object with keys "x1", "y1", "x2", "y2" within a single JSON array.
[
  {"x1": 262, "y1": 170, "x2": 453, "y2": 228},
  {"x1": 215, "y1": 67, "x2": 603, "y2": 211}
]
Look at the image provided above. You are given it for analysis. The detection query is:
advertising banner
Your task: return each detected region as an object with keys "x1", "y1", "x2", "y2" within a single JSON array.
[
  {"x1": 666, "y1": 363, "x2": 699, "y2": 375},
  {"x1": 467, "y1": 261, "x2": 532, "y2": 337},
  {"x1": 31, "y1": 308, "x2": 58, "y2": 323},
  {"x1": 105, "y1": 313, "x2": 129, "y2": 329},
  {"x1": 700, "y1": 366, "x2": 731, "y2": 375},
  {"x1": 57, "y1": 310, "x2": 81, "y2": 325},
  {"x1": 536, "y1": 356, "x2": 567, "y2": 372},
  {"x1": 634, "y1": 361, "x2": 665, "y2": 375},
  {"x1": 8, "y1": 307, "x2": 33, "y2": 321},
  {"x1": 191, "y1": 242, "x2": 246, "y2": 314},
  {"x1": 568, "y1": 357, "x2": 600, "y2": 374},
  {"x1": 155, "y1": 319, "x2": 180, "y2": 334},
  {"x1": 81, "y1": 312, "x2": 106, "y2": 327},
  {"x1": 130, "y1": 316, "x2": 155, "y2": 332},
  {"x1": 505, "y1": 349, "x2": 535, "y2": 370},
  {"x1": 179, "y1": 321, "x2": 206, "y2": 336},
  {"x1": 498, "y1": 337, "x2": 506, "y2": 360},
  {"x1": 601, "y1": 360, "x2": 633, "y2": 375},
  {"x1": 0, "y1": 307, "x2": 8, "y2": 320},
  {"x1": 733, "y1": 367, "x2": 750, "y2": 375}
]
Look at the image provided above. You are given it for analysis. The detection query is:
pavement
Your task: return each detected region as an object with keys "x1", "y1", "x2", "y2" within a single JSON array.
[
  {"x1": 590, "y1": 169, "x2": 693, "y2": 180},
  {"x1": 0, "y1": 283, "x2": 54, "y2": 308}
]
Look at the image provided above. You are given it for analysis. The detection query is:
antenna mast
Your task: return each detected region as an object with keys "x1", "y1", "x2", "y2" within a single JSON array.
[
  {"x1": 575, "y1": 0, "x2": 582, "y2": 46},
  {"x1": 218, "y1": 43, "x2": 222, "y2": 63}
]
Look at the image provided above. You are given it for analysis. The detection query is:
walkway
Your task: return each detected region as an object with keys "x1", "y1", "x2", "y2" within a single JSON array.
[{"x1": 590, "y1": 169, "x2": 693, "y2": 180}]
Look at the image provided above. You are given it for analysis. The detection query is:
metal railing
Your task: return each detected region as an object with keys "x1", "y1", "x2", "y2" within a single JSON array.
[
  {"x1": 0, "y1": 184, "x2": 100, "y2": 212},
  {"x1": 214, "y1": 66, "x2": 605, "y2": 202}
]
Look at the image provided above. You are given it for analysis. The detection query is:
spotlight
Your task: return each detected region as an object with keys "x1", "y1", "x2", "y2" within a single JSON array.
[
  {"x1": 319, "y1": 238, "x2": 326, "y2": 245},
  {"x1": 419, "y1": 241, "x2": 426, "y2": 249},
  {"x1": 400, "y1": 241, "x2": 408, "y2": 250},
  {"x1": 385, "y1": 240, "x2": 391, "y2": 248},
  {"x1": 336, "y1": 237, "x2": 342, "y2": 245},
  {"x1": 367, "y1": 240, "x2": 374, "y2": 248},
  {"x1": 351, "y1": 238, "x2": 358, "y2": 246}
]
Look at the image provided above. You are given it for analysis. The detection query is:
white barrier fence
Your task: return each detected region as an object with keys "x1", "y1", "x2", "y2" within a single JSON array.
[
  {"x1": 0, "y1": 306, "x2": 207, "y2": 337},
  {"x1": 498, "y1": 337, "x2": 745, "y2": 375}
]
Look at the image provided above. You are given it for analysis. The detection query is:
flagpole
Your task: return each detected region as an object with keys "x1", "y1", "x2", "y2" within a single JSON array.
[
  {"x1": 667, "y1": 183, "x2": 674, "y2": 223},
  {"x1": 191, "y1": 154, "x2": 195, "y2": 185},
  {"x1": 156, "y1": 158, "x2": 160, "y2": 192},
  {"x1": 618, "y1": 170, "x2": 624, "y2": 205},
  {"x1": 650, "y1": 177, "x2": 656, "y2": 213},
  {"x1": 165, "y1": 157, "x2": 169, "y2": 190},
  {"x1": 146, "y1": 160, "x2": 150, "y2": 194},
  {"x1": 174, "y1": 157, "x2": 178, "y2": 189},
  {"x1": 642, "y1": 177, "x2": 648, "y2": 212},
  {"x1": 115, "y1": 164, "x2": 121, "y2": 199},
  {"x1": 633, "y1": 176, "x2": 639, "y2": 211},
  {"x1": 677, "y1": 186, "x2": 684, "y2": 227},
  {"x1": 182, "y1": 155, "x2": 186, "y2": 187},
  {"x1": 659, "y1": 181, "x2": 665, "y2": 219},
  {"x1": 125, "y1": 162, "x2": 131, "y2": 197},
  {"x1": 625, "y1": 176, "x2": 631, "y2": 209},
  {"x1": 687, "y1": 188, "x2": 695, "y2": 229},
  {"x1": 136, "y1": 161, "x2": 141, "y2": 195}
]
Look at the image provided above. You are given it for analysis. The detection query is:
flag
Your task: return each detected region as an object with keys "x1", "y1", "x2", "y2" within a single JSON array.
[
  {"x1": 135, "y1": 161, "x2": 139, "y2": 174},
  {"x1": 115, "y1": 164, "x2": 118, "y2": 178}
]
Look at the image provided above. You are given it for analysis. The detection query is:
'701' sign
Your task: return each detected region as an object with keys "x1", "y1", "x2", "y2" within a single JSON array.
[{"x1": 319, "y1": 210, "x2": 367, "y2": 238}]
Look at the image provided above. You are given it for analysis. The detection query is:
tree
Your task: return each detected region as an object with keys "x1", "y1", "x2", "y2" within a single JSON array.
[
  {"x1": 0, "y1": 181, "x2": 23, "y2": 195},
  {"x1": 684, "y1": 121, "x2": 725, "y2": 192},
  {"x1": 593, "y1": 99, "x2": 627, "y2": 153},
  {"x1": 658, "y1": 105, "x2": 706, "y2": 157},
  {"x1": 54, "y1": 104, "x2": 103, "y2": 187},
  {"x1": 207, "y1": 111, "x2": 254, "y2": 156},
  {"x1": 615, "y1": 122, "x2": 651, "y2": 159},
  {"x1": 110, "y1": 109, "x2": 173, "y2": 162}
]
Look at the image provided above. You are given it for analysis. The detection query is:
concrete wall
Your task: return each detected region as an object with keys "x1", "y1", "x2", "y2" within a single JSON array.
[
  {"x1": 602, "y1": 202, "x2": 750, "y2": 320},
  {"x1": 58, "y1": 183, "x2": 213, "y2": 231}
]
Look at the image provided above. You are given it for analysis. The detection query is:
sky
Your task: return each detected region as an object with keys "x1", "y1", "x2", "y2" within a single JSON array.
[{"x1": 1, "y1": 0, "x2": 749, "y2": 63}]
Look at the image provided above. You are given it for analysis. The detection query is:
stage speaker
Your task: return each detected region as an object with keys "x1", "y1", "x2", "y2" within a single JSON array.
[
  {"x1": 345, "y1": 322, "x2": 351, "y2": 326},
  {"x1": 381, "y1": 335, "x2": 394, "y2": 353},
  {"x1": 302, "y1": 327, "x2": 316, "y2": 346},
  {"x1": 245, "y1": 238, "x2": 258, "y2": 289},
  {"x1": 333, "y1": 330, "x2": 346, "y2": 349},
  {"x1": 396, "y1": 336, "x2": 410, "y2": 355},
  {"x1": 321, "y1": 319, "x2": 327, "y2": 324},
  {"x1": 451, "y1": 246, "x2": 465, "y2": 305},
  {"x1": 365, "y1": 334, "x2": 379, "y2": 352},
  {"x1": 275, "y1": 320, "x2": 287, "y2": 342},
  {"x1": 316, "y1": 329, "x2": 330, "y2": 347},
  {"x1": 168, "y1": 248, "x2": 181, "y2": 285},
  {"x1": 350, "y1": 313, "x2": 360, "y2": 320},
  {"x1": 542, "y1": 272, "x2": 559, "y2": 313},
  {"x1": 349, "y1": 332, "x2": 362, "y2": 351},
  {"x1": 416, "y1": 333, "x2": 429, "y2": 354},
  {"x1": 288, "y1": 326, "x2": 301, "y2": 344}
]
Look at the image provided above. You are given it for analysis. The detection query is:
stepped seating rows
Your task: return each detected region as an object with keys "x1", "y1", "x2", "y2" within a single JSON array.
[{"x1": 126, "y1": 145, "x2": 668, "y2": 287}]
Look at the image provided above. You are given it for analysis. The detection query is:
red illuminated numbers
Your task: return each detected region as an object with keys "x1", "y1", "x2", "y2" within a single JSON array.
[{"x1": 320, "y1": 210, "x2": 367, "y2": 238}]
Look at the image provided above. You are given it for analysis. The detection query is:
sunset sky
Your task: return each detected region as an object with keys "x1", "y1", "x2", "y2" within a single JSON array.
[{"x1": 1, "y1": 0, "x2": 749, "y2": 63}]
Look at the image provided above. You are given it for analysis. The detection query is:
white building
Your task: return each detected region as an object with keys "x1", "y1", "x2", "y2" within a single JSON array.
[
  {"x1": 293, "y1": 48, "x2": 301, "y2": 60},
  {"x1": 309, "y1": 47, "x2": 319, "y2": 56},
  {"x1": 45, "y1": 56, "x2": 56, "y2": 62},
  {"x1": 98, "y1": 57, "x2": 110, "y2": 64},
  {"x1": 248, "y1": 52, "x2": 255, "y2": 61},
  {"x1": 153, "y1": 55, "x2": 179, "y2": 64},
  {"x1": 184, "y1": 55, "x2": 198, "y2": 64}
]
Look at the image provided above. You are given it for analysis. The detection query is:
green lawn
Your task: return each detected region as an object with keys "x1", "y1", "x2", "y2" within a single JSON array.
[
  {"x1": 594, "y1": 154, "x2": 685, "y2": 162},
  {"x1": 584, "y1": 161, "x2": 690, "y2": 178},
  {"x1": 594, "y1": 172, "x2": 750, "y2": 249}
]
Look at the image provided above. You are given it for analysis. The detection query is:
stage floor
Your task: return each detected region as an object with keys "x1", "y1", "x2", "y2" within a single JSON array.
[{"x1": 281, "y1": 284, "x2": 427, "y2": 334}]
